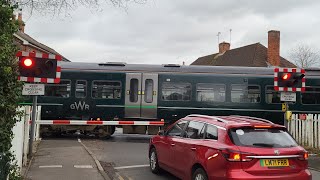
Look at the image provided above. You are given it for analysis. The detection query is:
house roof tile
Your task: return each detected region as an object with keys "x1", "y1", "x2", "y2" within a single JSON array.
[{"x1": 191, "y1": 43, "x2": 295, "y2": 68}]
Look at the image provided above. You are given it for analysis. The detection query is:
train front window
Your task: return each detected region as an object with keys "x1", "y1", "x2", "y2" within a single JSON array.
[
  {"x1": 196, "y1": 83, "x2": 225, "y2": 102},
  {"x1": 76, "y1": 80, "x2": 87, "y2": 98},
  {"x1": 44, "y1": 80, "x2": 71, "y2": 98},
  {"x1": 162, "y1": 82, "x2": 191, "y2": 101},
  {"x1": 231, "y1": 85, "x2": 260, "y2": 103},
  {"x1": 302, "y1": 86, "x2": 320, "y2": 104},
  {"x1": 92, "y1": 81, "x2": 121, "y2": 99},
  {"x1": 265, "y1": 86, "x2": 281, "y2": 104}
]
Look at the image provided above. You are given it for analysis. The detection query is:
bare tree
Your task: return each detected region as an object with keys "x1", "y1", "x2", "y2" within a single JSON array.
[
  {"x1": 12, "y1": 0, "x2": 147, "y2": 16},
  {"x1": 289, "y1": 44, "x2": 320, "y2": 68}
]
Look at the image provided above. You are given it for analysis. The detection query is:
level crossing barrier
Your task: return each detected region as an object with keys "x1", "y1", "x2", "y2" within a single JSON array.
[{"x1": 30, "y1": 120, "x2": 165, "y2": 126}]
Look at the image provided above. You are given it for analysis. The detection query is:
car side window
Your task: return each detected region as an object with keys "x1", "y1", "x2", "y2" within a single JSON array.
[
  {"x1": 184, "y1": 121, "x2": 205, "y2": 139},
  {"x1": 205, "y1": 125, "x2": 218, "y2": 140},
  {"x1": 166, "y1": 120, "x2": 188, "y2": 137}
]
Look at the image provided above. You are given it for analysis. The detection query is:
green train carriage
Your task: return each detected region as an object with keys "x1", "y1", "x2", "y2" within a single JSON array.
[{"x1": 21, "y1": 62, "x2": 320, "y2": 137}]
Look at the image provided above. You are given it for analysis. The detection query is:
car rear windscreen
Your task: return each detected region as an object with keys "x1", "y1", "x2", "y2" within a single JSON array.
[{"x1": 229, "y1": 128, "x2": 298, "y2": 148}]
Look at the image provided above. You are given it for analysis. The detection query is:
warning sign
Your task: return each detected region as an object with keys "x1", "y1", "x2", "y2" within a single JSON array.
[
  {"x1": 22, "y1": 84, "x2": 45, "y2": 95},
  {"x1": 280, "y1": 92, "x2": 296, "y2": 102}
]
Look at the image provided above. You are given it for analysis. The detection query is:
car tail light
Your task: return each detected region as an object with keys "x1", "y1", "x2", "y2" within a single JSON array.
[
  {"x1": 298, "y1": 152, "x2": 309, "y2": 160},
  {"x1": 221, "y1": 149, "x2": 254, "y2": 162}
]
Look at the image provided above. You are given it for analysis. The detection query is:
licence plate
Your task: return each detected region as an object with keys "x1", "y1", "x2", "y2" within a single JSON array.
[{"x1": 260, "y1": 159, "x2": 289, "y2": 167}]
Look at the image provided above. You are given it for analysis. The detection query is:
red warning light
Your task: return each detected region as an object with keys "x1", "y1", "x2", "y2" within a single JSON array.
[
  {"x1": 23, "y1": 58, "x2": 33, "y2": 67},
  {"x1": 282, "y1": 73, "x2": 291, "y2": 80}
]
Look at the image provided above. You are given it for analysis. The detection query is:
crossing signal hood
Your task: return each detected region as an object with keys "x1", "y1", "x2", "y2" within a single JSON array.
[
  {"x1": 278, "y1": 72, "x2": 305, "y2": 88},
  {"x1": 19, "y1": 56, "x2": 57, "y2": 78}
]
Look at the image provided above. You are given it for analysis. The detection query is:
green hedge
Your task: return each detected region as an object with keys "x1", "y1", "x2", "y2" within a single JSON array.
[{"x1": 0, "y1": 1, "x2": 23, "y2": 179}]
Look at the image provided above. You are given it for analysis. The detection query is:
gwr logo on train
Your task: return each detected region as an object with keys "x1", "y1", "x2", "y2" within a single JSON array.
[{"x1": 70, "y1": 101, "x2": 90, "y2": 111}]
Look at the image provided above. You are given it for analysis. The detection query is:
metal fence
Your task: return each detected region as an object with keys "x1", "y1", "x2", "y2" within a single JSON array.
[{"x1": 288, "y1": 114, "x2": 320, "y2": 149}]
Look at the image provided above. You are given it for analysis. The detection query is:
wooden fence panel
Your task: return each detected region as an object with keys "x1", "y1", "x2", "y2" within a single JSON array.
[{"x1": 289, "y1": 114, "x2": 320, "y2": 149}]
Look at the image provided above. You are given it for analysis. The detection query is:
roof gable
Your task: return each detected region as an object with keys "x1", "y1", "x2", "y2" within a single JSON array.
[{"x1": 14, "y1": 31, "x2": 70, "y2": 62}]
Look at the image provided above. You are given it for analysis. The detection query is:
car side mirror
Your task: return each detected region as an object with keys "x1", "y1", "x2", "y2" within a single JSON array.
[{"x1": 158, "y1": 130, "x2": 165, "y2": 136}]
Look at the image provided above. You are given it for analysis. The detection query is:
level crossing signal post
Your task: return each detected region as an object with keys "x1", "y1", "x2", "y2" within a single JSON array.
[
  {"x1": 17, "y1": 51, "x2": 61, "y2": 156},
  {"x1": 274, "y1": 68, "x2": 305, "y2": 123}
]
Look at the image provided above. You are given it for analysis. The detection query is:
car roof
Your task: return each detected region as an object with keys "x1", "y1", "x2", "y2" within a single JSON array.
[{"x1": 184, "y1": 114, "x2": 285, "y2": 129}]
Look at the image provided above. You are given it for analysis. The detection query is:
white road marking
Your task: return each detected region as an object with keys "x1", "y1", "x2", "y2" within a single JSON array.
[
  {"x1": 74, "y1": 165, "x2": 93, "y2": 169},
  {"x1": 78, "y1": 138, "x2": 81, "y2": 142},
  {"x1": 116, "y1": 172, "x2": 125, "y2": 180},
  {"x1": 39, "y1": 165, "x2": 62, "y2": 168},
  {"x1": 114, "y1": 164, "x2": 149, "y2": 170}
]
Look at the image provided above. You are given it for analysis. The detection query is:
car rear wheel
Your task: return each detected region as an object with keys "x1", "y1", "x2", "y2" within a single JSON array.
[
  {"x1": 149, "y1": 148, "x2": 160, "y2": 174},
  {"x1": 192, "y1": 168, "x2": 208, "y2": 180}
]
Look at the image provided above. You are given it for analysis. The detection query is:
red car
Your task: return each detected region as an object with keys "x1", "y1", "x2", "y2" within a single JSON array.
[{"x1": 149, "y1": 114, "x2": 311, "y2": 180}]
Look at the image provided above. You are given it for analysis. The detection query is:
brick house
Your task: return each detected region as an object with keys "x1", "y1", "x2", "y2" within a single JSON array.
[
  {"x1": 13, "y1": 12, "x2": 70, "y2": 62},
  {"x1": 191, "y1": 31, "x2": 295, "y2": 67}
]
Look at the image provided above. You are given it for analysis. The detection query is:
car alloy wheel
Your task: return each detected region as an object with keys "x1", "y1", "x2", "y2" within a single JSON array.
[
  {"x1": 195, "y1": 174, "x2": 205, "y2": 180},
  {"x1": 149, "y1": 148, "x2": 160, "y2": 174},
  {"x1": 150, "y1": 151, "x2": 156, "y2": 170},
  {"x1": 193, "y1": 168, "x2": 208, "y2": 180}
]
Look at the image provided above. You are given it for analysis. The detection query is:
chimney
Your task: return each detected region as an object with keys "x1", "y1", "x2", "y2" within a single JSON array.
[
  {"x1": 219, "y1": 42, "x2": 230, "y2": 53},
  {"x1": 18, "y1": 12, "x2": 25, "y2": 32},
  {"x1": 267, "y1": 30, "x2": 280, "y2": 66}
]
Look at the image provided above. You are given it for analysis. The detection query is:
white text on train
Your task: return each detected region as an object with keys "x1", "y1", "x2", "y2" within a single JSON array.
[{"x1": 70, "y1": 101, "x2": 89, "y2": 110}]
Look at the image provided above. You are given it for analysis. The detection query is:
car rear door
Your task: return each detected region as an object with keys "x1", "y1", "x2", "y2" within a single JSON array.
[{"x1": 229, "y1": 127, "x2": 308, "y2": 176}]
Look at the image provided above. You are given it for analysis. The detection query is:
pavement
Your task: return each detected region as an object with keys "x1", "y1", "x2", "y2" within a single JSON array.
[
  {"x1": 309, "y1": 155, "x2": 320, "y2": 171},
  {"x1": 24, "y1": 139, "x2": 107, "y2": 180}
]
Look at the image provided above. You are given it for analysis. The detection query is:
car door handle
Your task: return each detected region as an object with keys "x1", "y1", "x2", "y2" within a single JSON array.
[
  {"x1": 171, "y1": 143, "x2": 175, "y2": 146},
  {"x1": 191, "y1": 147, "x2": 196, "y2": 151}
]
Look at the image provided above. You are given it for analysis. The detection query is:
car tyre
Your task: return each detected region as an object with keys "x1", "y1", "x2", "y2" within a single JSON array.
[
  {"x1": 192, "y1": 168, "x2": 208, "y2": 180},
  {"x1": 149, "y1": 147, "x2": 161, "y2": 174}
]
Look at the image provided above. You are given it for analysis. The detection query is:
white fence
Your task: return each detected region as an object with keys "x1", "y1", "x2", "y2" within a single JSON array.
[
  {"x1": 11, "y1": 106, "x2": 41, "y2": 173},
  {"x1": 288, "y1": 114, "x2": 320, "y2": 149}
]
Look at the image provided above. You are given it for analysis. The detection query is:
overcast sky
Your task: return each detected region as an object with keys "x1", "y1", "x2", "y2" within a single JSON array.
[{"x1": 22, "y1": 0, "x2": 320, "y2": 65}]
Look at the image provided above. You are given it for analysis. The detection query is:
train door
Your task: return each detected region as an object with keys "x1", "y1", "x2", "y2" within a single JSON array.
[{"x1": 125, "y1": 73, "x2": 158, "y2": 119}]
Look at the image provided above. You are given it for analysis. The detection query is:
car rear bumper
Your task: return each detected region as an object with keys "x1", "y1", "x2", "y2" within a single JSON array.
[{"x1": 210, "y1": 169, "x2": 312, "y2": 180}]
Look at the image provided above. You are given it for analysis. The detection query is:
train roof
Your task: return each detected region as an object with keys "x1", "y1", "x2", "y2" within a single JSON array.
[{"x1": 61, "y1": 62, "x2": 320, "y2": 76}]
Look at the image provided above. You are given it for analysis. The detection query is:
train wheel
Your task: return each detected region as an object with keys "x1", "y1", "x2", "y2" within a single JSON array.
[{"x1": 97, "y1": 126, "x2": 113, "y2": 139}]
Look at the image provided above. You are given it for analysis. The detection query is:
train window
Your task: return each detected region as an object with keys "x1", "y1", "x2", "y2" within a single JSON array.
[
  {"x1": 196, "y1": 83, "x2": 225, "y2": 102},
  {"x1": 231, "y1": 85, "x2": 260, "y2": 103},
  {"x1": 301, "y1": 86, "x2": 320, "y2": 104},
  {"x1": 92, "y1": 81, "x2": 121, "y2": 99},
  {"x1": 76, "y1": 80, "x2": 87, "y2": 98},
  {"x1": 265, "y1": 86, "x2": 281, "y2": 104},
  {"x1": 144, "y1": 79, "x2": 153, "y2": 103},
  {"x1": 162, "y1": 82, "x2": 191, "y2": 101},
  {"x1": 130, "y1": 79, "x2": 139, "y2": 102},
  {"x1": 44, "y1": 80, "x2": 71, "y2": 98}
]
